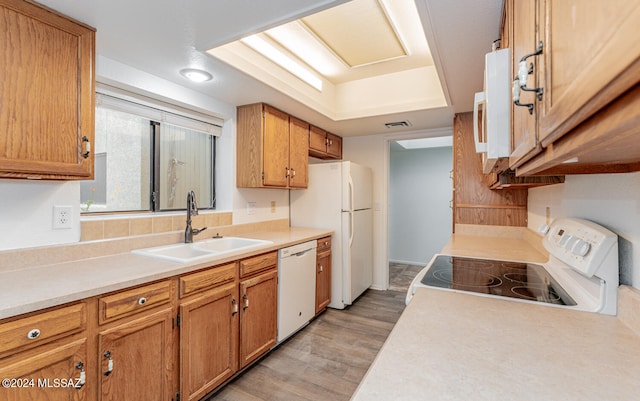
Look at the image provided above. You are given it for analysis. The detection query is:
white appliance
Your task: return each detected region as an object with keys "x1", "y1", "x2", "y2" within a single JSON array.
[
  {"x1": 406, "y1": 218, "x2": 619, "y2": 315},
  {"x1": 290, "y1": 161, "x2": 373, "y2": 309},
  {"x1": 277, "y1": 240, "x2": 317, "y2": 342},
  {"x1": 473, "y1": 48, "x2": 511, "y2": 174}
]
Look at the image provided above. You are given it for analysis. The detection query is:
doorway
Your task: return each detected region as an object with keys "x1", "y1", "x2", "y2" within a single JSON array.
[{"x1": 388, "y1": 139, "x2": 453, "y2": 291}]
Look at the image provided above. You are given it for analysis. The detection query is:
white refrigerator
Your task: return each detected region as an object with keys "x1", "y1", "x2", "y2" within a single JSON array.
[{"x1": 290, "y1": 161, "x2": 373, "y2": 309}]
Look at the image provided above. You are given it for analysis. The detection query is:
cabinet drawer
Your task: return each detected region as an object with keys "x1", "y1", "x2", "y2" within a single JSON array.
[
  {"x1": 99, "y1": 280, "x2": 171, "y2": 324},
  {"x1": 240, "y1": 251, "x2": 278, "y2": 278},
  {"x1": 0, "y1": 303, "x2": 86, "y2": 355},
  {"x1": 317, "y1": 236, "x2": 332, "y2": 252},
  {"x1": 180, "y1": 262, "x2": 237, "y2": 298}
]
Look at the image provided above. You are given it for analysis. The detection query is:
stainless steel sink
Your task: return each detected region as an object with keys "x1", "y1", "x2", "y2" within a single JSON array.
[{"x1": 131, "y1": 237, "x2": 272, "y2": 263}]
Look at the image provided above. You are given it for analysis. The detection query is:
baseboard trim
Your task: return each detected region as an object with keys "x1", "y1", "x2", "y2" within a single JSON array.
[{"x1": 389, "y1": 258, "x2": 427, "y2": 266}]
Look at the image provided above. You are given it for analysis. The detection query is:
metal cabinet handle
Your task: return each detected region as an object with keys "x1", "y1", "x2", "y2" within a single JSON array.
[
  {"x1": 291, "y1": 168, "x2": 296, "y2": 177},
  {"x1": 27, "y1": 328, "x2": 41, "y2": 339},
  {"x1": 514, "y1": 40, "x2": 544, "y2": 114},
  {"x1": 103, "y1": 350, "x2": 114, "y2": 376},
  {"x1": 76, "y1": 362, "x2": 86, "y2": 389},
  {"x1": 319, "y1": 264, "x2": 324, "y2": 273},
  {"x1": 285, "y1": 167, "x2": 290, "y2": 177},
  {"x1": 231, "y1": 298, "x2": 238, "y2": 316},
  {"x1": 242, "y1": 294, "x2": 249, "y2": 310},
  {"x1": 81, "y1": 136, "x2": 91, "y2": 159},
  {"x1": 513, "y1": 79, "x2": 534, "y2": 115}
]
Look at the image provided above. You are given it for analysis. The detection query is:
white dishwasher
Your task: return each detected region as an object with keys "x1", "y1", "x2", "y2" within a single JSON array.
[{"x1": 277, "y1": 240, "x2": 317, "y2": 342}]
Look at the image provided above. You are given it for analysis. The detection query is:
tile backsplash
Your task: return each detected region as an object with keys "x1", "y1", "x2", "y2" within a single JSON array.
[{"x1": 80, "y1": 212, "x2": 233, "y2": 241}]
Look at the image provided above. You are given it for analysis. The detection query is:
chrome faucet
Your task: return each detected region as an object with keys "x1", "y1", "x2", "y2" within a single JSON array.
[{"x1": 185, "y1": 190, "x2": 207, "y2": 243}]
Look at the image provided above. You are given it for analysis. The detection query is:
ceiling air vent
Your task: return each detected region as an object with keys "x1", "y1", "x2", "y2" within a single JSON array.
[{"x1": 384, "y1": 120, "x2": 411, "y2": 129}]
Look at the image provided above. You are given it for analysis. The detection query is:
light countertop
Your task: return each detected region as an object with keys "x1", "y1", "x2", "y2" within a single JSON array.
[
  {"x1": 0, "y1": 227, "x2": 331, "y2": 320},
  {"x1": 352, "y1": 229, "x2": 640, "y2": 400},
  {"x1": 352, "y1": 288, "x2": 640, "y2": 401}
]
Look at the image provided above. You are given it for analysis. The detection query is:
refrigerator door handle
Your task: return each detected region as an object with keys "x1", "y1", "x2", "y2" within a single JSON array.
[
  {"x1": 348, "y1": 174, "x2": 355, "y2": 212},
  {"x1": 349, "y1": 211, "x2": 354, "y2": 247}
]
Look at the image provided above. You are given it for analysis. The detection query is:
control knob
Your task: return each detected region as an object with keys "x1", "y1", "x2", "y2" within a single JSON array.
[{"x1": 572, "y1": 239, "x2": 591, "y2": 257}]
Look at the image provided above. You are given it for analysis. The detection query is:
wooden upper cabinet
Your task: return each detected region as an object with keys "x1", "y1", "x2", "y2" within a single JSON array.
[
  {"x1": 236, "y1": 103, "x2": 308, "y2": 189},
  {"x1": 262, "y1": 105, "x2": 290, "y2": 187},
  {"x1": 509, "y1": 0, "x2": 540, "y2": 168},
  {"x1": 309, "y1": 126, "x2": 327, "y2": 155},
  {"x1": 309, "y1": 125, "x2": 342, "y2": 160},
  {"x1": 326, "y1": 133, "x2": 342, "y2": 158},
  {"x1": 0, "y1": 0, "x2": 95, "y2": 180},
  {"x1": 288, "y1": 117, "x2": 309, "y2": 189},
  {"x1": 538, "y1": 0, "x2": 640, "y2": 146},
  {"x1": 507, "y1": 0, "x2": 640, "y2": 175}
]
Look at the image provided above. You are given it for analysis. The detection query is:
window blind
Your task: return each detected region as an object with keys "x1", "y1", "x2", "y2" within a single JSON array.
[{"x1": 96, "y1": 83, "x2": 223, "y2": 136}]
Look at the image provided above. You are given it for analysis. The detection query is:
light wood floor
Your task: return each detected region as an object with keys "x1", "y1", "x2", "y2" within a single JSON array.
[{"x1": 207, "y1": 289, "x2": 406, "y2": 401}]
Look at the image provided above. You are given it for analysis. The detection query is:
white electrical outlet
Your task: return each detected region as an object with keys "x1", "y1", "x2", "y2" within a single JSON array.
[{"x1": 53, "y1": 205, "x2": 73, "y2": 229}]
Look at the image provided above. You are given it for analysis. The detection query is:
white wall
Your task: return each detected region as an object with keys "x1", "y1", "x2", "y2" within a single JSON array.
[
  {"x1": 389, "y1": 146, "x2": 452, "y2": 265},
  {"x1": 343, "y1": 128, "x2": 452, "y2": 290},
  {"x1": 0, "y1": 180, "x2": 81, "y2": 250},
  {"x1": 528, "y1": 172, "x2": 640, "y2": 289},
  {"x1": 0, "y1": 56, "x2": 288, "y2": 251}
]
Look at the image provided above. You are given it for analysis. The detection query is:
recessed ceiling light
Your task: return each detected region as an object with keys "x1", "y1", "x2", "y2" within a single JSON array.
[
  {"x1": 241, "y1": 35, "x2": 323, "y2": 91},
  {"x1": 180, "y1": 68, "x2": 213, "y2": 83}
]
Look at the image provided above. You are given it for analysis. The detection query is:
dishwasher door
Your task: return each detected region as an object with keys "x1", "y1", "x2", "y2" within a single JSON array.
[{"x1": 277, "y1": 240, "x2": 317, "y2": 342}]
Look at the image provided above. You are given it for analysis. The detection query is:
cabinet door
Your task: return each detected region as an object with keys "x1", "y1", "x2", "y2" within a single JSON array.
[
  {"x1": 0, "y1": 338, "x2": 87, "y2": 401},
  {"x1": 538, "y1": 0, "x2": 640, "y2": 146},
  {"x1": 98, "y1": 308, "x2": 173, "y2": 401},
  {"x1": 309, "y1": 126, "x2": 327, "y2": 154},
  {"x1": 316, "y1": 249, "x2": 332, "y2": 314},
  {"x1": 509, "y1": 0, "x2": 540, "y2": 168},
  {"x1": 326, "y1": 133, "x2": 342, "y2": 159},
  {"x1": 262, "y1": 105, "x2": 290, "y2": 187},
  {"x1": 239, "y1": 270, "x2": 277, "y2": 369},
  {"x1": 0, "y1": 0, "x2": 95, "y2": 179},
  {"x1": 288, "y1": 117, "x2": 309, "y2": 189},
  {"x1": 180, "y1": 284, "x2": 238, "y2": 401}
]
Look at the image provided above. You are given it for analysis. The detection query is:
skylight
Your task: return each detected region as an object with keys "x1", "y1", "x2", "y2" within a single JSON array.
[{"x1": 396, "y1": 136, "x2": 452, "y2": 149}]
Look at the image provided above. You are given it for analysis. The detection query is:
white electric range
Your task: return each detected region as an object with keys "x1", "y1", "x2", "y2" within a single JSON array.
[{"x1": 406, "y1": 218, "x2": 619, "y2": 315}]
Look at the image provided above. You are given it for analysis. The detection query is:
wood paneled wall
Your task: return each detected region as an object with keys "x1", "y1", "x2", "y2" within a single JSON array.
[{"x1": 453, "y1": 112, "x2": 528, "y2": 229}]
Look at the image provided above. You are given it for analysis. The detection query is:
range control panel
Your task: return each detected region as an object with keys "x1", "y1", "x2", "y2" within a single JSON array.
[{"x1": 543, "y1": 218, "x2": 618, "y2": 278}]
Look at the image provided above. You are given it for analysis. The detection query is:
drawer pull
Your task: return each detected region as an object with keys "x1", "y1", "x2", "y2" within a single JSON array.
[
  {"x1": 137, "y1": 297, "x2": 147, "y2": 305},
  {"x1": 76, "y1": 362, "x2": 86, "y2": 389},
  {"x1": 103, "y1": 351, "x2": 114, "y2": 376},
  {"x1": 243, "y1": 294, "x2": 249, "y2": 310},
  {"x1": 27, "y1": 329, "x2": 41, "y2": 340}
]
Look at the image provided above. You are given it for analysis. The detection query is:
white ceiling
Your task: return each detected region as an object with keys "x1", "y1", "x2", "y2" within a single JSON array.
[{"x1": 37, "y1": 0, "x2": 502, "y2": 137}]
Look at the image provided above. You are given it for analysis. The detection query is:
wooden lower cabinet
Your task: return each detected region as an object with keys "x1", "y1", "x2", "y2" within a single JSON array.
[
  {"x1": 316, "y1": 237, "x2": 332, "y2": 314},
  {"x1": 98, "y1": 307, "x2": 174, "y2": 401},
  {"x1": 0, "y1": 338, "x2": 87, "y2": 401},
  {"x1": 239, "y1": 269, "x2": 278, "y2": 369},
  {"x1": 180, "y1": 283, "x2": 238, "y2": 401}
]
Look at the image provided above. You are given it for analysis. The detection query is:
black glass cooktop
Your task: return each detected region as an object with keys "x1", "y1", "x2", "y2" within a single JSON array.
[{"x1": 421, "y1": 256, "x2": 577, "y2": 306}]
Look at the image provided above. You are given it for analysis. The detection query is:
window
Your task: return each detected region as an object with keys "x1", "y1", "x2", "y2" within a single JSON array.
[{"x1": 81, "y1": 85, "x2": 222, "y2": 213}]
